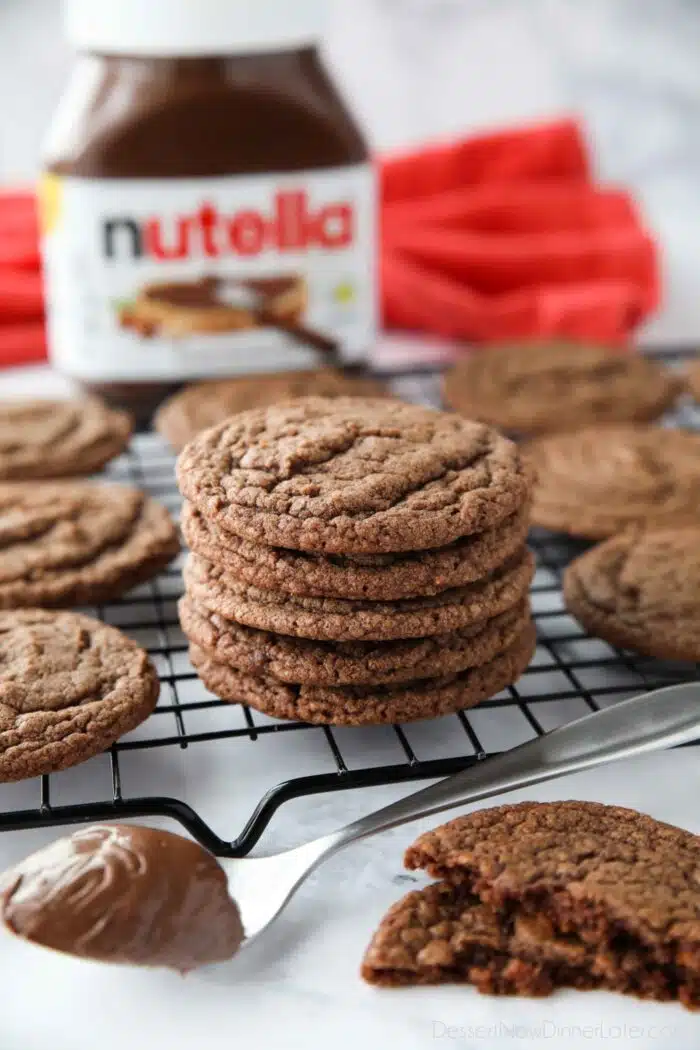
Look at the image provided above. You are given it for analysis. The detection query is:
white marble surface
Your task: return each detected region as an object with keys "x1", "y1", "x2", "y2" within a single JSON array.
[
  {"x1": 3, "y1": 0, "x2": 700, "y2": 343},
  {"x1": 0, "y1": 755, "x2": 697, "y2": 1050}
]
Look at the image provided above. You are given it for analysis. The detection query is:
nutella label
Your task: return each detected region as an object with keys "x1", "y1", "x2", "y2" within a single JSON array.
[{"x1": 40, "y1": 166, "x2": 377, "y2": 379}]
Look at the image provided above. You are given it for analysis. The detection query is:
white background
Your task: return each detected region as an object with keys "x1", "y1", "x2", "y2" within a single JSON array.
[{"x1": 3, "y1": 0, "x2": 700, "y2": 343}]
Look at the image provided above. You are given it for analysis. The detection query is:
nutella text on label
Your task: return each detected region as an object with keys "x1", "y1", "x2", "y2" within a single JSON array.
[
  {"x1": 41, "y1": 167, "x2": 377, "y2": 381},
  {"x1": 103, "y1": 192, "x2": 356, "y2": 262}
]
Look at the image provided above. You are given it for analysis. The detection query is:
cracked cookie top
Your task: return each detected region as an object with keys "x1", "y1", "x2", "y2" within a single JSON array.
[
  {"x1": 156, "y1": 369, "x2": 389, "y2": 451},
  {"x1": 444, "y1": 343, "x2": 681, "y2": 436},
  {"x1": 0, "y1": 398, "x2": 132, "y2": 479},
  {"x1": 405, "y1": 801, "x2": 700, "y2": 944},
  {"x1": 177, "y1": 397, "x2": 531, "y2": 554},
  {"x1": 564, "y1": 527, "x2": 700, "y2": 661},
  {"x1": 0, "y1": 482, "x2": 180, "y2": 609},
  {"x1": 0, "y1": 610, "x2": 159, "y2": 782},
  {"x1": 526, "y1": 424, "x2": 700, "y2": 538}
]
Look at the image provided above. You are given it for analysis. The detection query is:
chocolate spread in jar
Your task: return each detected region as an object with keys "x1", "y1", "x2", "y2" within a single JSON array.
[
  {"x1": 41, "y1": 0, "x2": 377, "y2": 423},
  {"x1": 0, "y1": 824, "x2": 244, "y2": 972}
]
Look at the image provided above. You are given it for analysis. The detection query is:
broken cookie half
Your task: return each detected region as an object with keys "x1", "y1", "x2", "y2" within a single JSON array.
[{"x1": 363, "y1": 801, "x2": 700, "y2": 1009}]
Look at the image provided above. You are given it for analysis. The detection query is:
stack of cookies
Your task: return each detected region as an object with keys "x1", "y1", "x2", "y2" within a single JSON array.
[{"x1": 176, "y1": 397, "x2": 536, "y2": 726}]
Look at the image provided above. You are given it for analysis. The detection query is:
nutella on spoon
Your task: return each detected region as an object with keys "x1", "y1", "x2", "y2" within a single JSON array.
[
  {"x1": 0, "y1": 825, "x2": 244, "y2": 972},
  {"x1": 40, "y1": 0, "x2": 377, "y2": 421}
]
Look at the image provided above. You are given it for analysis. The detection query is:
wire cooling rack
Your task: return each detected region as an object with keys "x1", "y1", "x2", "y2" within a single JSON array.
[{"x1": 1, "y1": 362, "x2": 699, "y2": 857}]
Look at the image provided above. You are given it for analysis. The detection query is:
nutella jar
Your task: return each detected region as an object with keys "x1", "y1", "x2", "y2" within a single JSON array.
[{"x1": 41, "y1": 0, "x2": 377, "y2": 419}]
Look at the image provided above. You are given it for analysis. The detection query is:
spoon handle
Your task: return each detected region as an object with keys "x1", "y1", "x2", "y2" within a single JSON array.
[{"x1": 330, "y1": 683, "x2": 700, "y2": 848}]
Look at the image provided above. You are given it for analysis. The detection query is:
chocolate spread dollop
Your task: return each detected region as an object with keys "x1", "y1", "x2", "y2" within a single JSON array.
[{"x1": 0, "y1": 824, "x2": 244, "y2": 972}]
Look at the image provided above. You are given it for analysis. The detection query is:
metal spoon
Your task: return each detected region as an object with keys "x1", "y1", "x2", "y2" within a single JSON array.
[{"x1": 229, "y1": 683, "x2": 700, "y2": 944}]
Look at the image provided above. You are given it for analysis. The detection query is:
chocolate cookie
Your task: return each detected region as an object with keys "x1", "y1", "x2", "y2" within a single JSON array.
[
  {"x1": 184, "y1": 549, "x2": 535, "y2": 642},
  {"x1": 564, "y1": 527, "x2": 700, "y2": 661},
  {"x1": 526, "y1": 425, "x2": 700, "y2": 538},
  {"x1": 156, "y1": 369, "x2": 389, "y2": 451},
  {"x1": 181, "y1": 501, "x2": 531, "y2": 601},
  {"x1": 0, "y1": 610, "x2": 159, "y2": 782},
  {"x1": 362, "y1": 881, "x2": 599, "y2": 995},
  {"x1": 0, "y1": 398, "x2": 132, "y2": 479},
  {"x1": 406, "y1": 800, "x2": 700, "y2": 1009},
  {"x1": 0, "y1": 482, "x2": 179, "y2": 608},
  {"x1": 177, "y1": 398, "x2": 531, "y2": 554},
  {"x1": 362, "y1": 880, "x2": 688, "y2": 1003},
  {"x1": 179, "y1": 595, "x2": 530, "y2": 686},
  {"x1": 189, "y1": 622, "x2": 536, "y2": 725},
  {"x1": 444, "y1": 343, "x2": 681, "y2": 436}
]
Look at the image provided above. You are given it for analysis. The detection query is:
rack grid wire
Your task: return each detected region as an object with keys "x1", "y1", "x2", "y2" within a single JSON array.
[{"x1": 1, "y1": 359, "x2": 699, "y2": 857}]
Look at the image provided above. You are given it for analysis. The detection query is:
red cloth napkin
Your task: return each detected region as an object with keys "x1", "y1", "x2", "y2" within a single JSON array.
[
  {"x1": 0, "y1": 118, "x2": 659, "y2": 369},
  {"x1": 381, "y1": 118, "x2": 659, "y2": 346},
  {"x1": 0, "y1": 192, "x2": 46, "y2": 367},
  {"x1": 382, "y1": 118, "x2": 591, "y2": 203}
]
